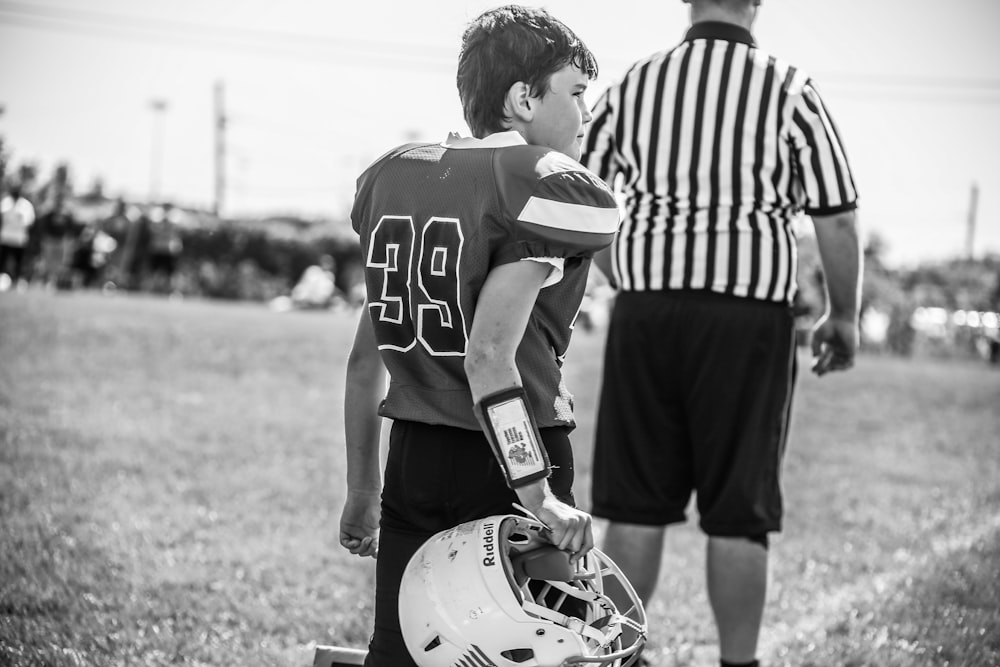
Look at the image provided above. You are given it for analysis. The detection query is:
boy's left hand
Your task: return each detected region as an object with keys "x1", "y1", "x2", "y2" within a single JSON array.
[{"x1": 339, "y1": 489, "x2": 381, "y2": 558}]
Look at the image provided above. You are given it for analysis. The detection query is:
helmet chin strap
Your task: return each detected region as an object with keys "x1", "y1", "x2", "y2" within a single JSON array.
[{"x1": 522, "y1": 597, "x2": 614, "y2": 645}]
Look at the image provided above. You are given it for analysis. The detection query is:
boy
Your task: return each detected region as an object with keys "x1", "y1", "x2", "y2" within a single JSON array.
[{"x1": 337, "y1": 5, "x2": 619, "y2": 666}]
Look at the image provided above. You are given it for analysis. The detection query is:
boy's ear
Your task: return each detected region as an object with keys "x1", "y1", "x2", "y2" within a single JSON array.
[{"x1": 504, "y1": 81, "x2": 534, "y2": 125}]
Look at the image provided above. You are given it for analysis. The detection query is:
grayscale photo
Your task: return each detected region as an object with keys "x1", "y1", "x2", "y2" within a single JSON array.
[{"x1": 1, "y1": 1, "x2": 998, "y2": 666}]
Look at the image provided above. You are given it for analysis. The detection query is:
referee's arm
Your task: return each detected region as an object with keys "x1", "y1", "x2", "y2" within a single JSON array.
[
  {"x1": 810, "y1": 209, "x2": 862, "y2": 375},
  {"x1": 814, "y1": 209, "x2": 862, "y2": 323}
]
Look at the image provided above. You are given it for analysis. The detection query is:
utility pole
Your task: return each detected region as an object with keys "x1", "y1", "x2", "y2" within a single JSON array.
[
  {"x1": 149, "y1": 98, "x2": 169, "y2": 202},
  {"x1": 213, "y1": 80, "x2": 226, "y2": 218},
  {"x1": 966, "y1": 181, "x2": 979, "y2": 260}
]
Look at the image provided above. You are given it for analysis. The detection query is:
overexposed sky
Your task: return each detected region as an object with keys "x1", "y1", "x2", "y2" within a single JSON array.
[{"x1": 1, "y1": 0, "x2": 999, "y2": 266}]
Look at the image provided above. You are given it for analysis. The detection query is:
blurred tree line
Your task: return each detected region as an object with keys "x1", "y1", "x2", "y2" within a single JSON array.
[{"x1": 140, "y1": 222, "x2": 362, "y2": 303}]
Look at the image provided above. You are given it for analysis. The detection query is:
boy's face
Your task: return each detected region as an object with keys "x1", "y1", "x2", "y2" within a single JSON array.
[{"x1": 521, "y1": 64, "x2": 592, "y2": 161}]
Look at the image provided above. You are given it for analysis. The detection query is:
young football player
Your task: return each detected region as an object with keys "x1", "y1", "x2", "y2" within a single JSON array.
[{"x1": 336, "y1": 5, "x2": 619, "y2": 666}]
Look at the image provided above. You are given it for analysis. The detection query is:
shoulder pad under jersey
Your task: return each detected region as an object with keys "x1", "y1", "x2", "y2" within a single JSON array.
[
  {"x1": 352, "y1": 142, "x2": 435, "y2": 234},
  {"x1": 495, "y1": 146, "x2": 620, "y2": 256}
]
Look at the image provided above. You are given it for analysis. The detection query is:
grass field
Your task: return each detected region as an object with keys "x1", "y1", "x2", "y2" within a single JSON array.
[{"x1": 1, "y1": 290, "x2": 999, "y2": 667}]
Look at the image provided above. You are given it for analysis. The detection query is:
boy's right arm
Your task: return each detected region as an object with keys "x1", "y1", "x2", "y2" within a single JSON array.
[
  {"x1": 339, "y1": 306, "x2": 385, "y2": 559},
  {"x1": 466, "y1": 261, "x2": 594, "y2": 563}
]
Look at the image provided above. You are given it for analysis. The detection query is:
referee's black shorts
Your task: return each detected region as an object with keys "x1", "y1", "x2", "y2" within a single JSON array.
[{"x1": 591, "y1": 290, "x2": 797, "y2": 537}]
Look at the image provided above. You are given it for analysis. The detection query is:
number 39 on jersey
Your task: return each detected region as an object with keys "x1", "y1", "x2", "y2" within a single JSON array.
[{"x1": 366, "y1": 214, "x2": 468, "y2": 357}]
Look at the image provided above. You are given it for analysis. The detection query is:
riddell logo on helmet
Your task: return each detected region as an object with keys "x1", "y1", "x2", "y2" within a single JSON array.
[{"x1": 482, "y1": 521, "x2": 496, "y2": 566}]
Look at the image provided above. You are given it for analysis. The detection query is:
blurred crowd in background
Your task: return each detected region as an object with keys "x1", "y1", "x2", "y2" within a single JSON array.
[
  {"x1": 0, "y1": 164, "x2": 133, "y2": 294},
  {"x1": 1, "y1": 158, "x2": 998, "y2": 365},
  {"x1": 0, "y1": 160, "x2": 365, "y2": 309}
]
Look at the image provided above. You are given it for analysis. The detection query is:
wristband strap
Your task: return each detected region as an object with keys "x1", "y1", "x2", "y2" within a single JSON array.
[{"x1": 473, "y1": 387, "x2": 550, "y2": 489}]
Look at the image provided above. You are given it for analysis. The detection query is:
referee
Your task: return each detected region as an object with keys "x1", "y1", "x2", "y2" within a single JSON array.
[{"x1": 582, "y1": 1, "x2": 862, "y2": 666}]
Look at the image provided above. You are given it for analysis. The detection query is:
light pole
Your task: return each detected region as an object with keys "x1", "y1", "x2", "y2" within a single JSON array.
[
  {"x1": 213, "y1": 81, "x2": 226, "y2": 218},
  {"x1": 149, "y1": 98, "x2": 168, "y2": 201},
  {"x1": 0, "y1": 104, "x2": 7, "y2": 191}
]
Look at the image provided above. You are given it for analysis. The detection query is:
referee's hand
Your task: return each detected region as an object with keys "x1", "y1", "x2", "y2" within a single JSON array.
[{"x1": 811, "y1": 315, "x2": 858, "y2": 376}]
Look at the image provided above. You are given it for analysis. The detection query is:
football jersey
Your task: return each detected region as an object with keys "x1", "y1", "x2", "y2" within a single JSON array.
[{"x1": 352, "y1": 131, "x2": 619, "y2": 430}]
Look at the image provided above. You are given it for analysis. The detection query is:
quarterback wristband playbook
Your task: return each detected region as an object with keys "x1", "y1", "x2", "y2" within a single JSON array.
[{"x1": 474, "y1": 387, "x2": 551, "y2": 489}]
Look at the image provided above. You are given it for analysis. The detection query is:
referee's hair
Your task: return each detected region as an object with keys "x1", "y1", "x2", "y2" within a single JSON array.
[{"x1": 457, "y1": 4, "x2": 597, "y2": 139}]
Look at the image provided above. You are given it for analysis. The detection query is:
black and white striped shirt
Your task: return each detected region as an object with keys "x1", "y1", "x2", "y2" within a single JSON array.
[{"x1": 582, "y1": 21, "x2": 858, "y2": 304}]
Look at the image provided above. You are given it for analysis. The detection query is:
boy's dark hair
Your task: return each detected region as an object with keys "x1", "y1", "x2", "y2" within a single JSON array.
[{"x1": 457, "y1": 5, "x2": 598, "y2": 138}]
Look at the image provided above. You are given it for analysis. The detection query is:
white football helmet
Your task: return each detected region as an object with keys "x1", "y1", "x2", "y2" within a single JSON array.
[{"x1": 398, "y1": 514, "x2": 647, "y2": 667}]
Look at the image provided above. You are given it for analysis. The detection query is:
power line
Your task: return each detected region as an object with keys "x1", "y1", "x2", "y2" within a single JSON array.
[
  {"x1": 815, "y1": 72, "x2": 1000, "y2": 105},
  {"x1": 0, "y1": 1, "x2": 454, "y2": 58},
  {"x1": 3, "y1": 2, "x2": 1000, "y2": 96},
  {"x1": 819, "y1": 87, "x2": 1000, "y2": 106},
  {"x1": 0, "y1": 1, "x2": 455, "y2": 71},
  {"x1": 820, "y1": 72, "x2": 1000, "y2": 92}
]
